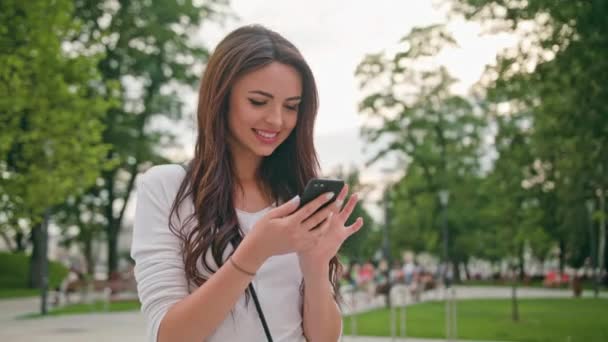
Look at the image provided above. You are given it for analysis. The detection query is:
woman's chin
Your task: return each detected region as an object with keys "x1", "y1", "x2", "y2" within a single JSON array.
[
  {"x1": 254, "y1": 141, "x2": 284, "y2": 156},
  {"x1": 255, "y1": 147, "x2": 277, "y2": 157},
  {"x1": 249, "y1": 138, "x2": 285, "y2": 157}
]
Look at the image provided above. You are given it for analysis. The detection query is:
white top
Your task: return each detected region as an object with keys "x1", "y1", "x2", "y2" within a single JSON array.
[{"x1": 130, "y1": 164, "x2": 307, "y2": 342}]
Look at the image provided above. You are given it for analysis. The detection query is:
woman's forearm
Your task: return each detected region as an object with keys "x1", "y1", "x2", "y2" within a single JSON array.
[
  {"x1": 302, "y1": 266, "x2": 342, "y2": 342},
  {"x1": 158, "y1": 236, "x2": 266, "y2": 342}
]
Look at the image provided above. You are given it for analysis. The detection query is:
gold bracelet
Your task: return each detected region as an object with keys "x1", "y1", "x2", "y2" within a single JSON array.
[{"x1": 230, "y1": 257, "x2": 256, "y2": 277}]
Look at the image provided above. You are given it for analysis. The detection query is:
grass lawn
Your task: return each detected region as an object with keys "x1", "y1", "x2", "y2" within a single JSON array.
[
  {"x1": 0, "y1": 288, "x2": 40, "y2": 299},
  {"x1": 343, "y1": 298, "x2": 608, "y2": 342},
  {"x1": 20, "y1": 299, "x2": 141, "y2": 319}
]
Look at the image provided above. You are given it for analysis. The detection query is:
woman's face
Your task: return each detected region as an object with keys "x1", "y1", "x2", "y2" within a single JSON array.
[{"x1": 227, "y1": 62, "x2": 302, "y2": 158}]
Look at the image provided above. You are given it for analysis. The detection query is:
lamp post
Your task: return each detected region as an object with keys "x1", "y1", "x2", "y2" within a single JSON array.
[
  {"x1": 383, "y1": 185, "x2": 393, "y2": 312},
  {"x1": 586, "y1": 199, "x2": 598, "y2": 298}
]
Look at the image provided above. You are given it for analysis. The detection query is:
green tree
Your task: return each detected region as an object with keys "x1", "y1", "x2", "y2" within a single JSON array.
[
  {"x1": 479, "y1": 112, "x2": 548, "y2": 321},
  {"x1": 454, "y1": 0, "x2": 608, "y2": 272},
  {"x1": 356, "y1": 25, "x2": 487, "y2": 276},
  {"x1": 0, "y1": 0, "x2": 110, "y2": 287},
  {"x1": 389, "y1": 172, "x2": 438, "y2": 256},
  {"x1": 65, "y1": 0, "x2": 229, "y2": 276}
]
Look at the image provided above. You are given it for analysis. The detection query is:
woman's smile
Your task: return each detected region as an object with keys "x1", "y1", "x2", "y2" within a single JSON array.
[{"x1": 252, "y1": 129, "x2": 280, "y2": 144}]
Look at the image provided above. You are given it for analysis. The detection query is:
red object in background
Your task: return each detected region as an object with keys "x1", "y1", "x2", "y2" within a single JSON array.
[
  {"x1": 359, "y1": 263, "x2": 374, "y2": 283},
  {"x1": 544, "y1": 270, "x2": 570, "y2": 287}
]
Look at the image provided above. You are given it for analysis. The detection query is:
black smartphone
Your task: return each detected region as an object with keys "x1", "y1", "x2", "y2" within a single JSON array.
[{"x1": 298, "y1": 178, "x2": 345, "y2": 211}]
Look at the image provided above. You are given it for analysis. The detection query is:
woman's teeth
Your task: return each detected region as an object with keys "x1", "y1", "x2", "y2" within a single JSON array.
[{"x1": 254, "y1": 129, "x2": 278, "y2": 138}]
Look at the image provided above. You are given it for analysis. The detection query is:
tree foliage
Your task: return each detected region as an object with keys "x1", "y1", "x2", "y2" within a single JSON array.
[
  {"x1": 66, "y1": 0, "x2": 229, "y2": 275},
  {"x1": 0, "y1": 0, "x2": 110, "y2": 231}
]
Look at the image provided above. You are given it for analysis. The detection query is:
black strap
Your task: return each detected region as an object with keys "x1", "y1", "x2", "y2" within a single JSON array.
[
  {"x1": 248, "y1": 283, "x2": 273, "y2": 341},
  {"x1": 179, "y1": 162, "x2": 273, "y2": 341}
]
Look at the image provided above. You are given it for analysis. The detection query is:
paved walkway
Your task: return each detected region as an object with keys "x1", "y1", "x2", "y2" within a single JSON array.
[
  {"x1": 0, "y1": 287, "x2": 605, "y2": 341},
  {"x1": 341, "y1": 285, "x2": 607, "y2": 315}
]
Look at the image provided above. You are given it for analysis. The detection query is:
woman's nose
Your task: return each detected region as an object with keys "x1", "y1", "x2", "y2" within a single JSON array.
[{"x1": 265, "y1": 105, "x2": 283, "y2": 127}]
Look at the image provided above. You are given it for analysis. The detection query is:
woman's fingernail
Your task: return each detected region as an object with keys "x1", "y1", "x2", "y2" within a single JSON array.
[
  {"x1": 291, "y1": 195, "x2": 300, "y2": 204},
  {"x1": 326, "y1": 192, "x2": 335, "y2": 200}
]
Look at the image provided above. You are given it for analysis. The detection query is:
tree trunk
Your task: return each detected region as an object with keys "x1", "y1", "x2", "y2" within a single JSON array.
[
  {"x1": 107, "y1": 224, "x2": 119, "y2": 278},
  {"x1": 15, "y1": 230, "x2": 26, "y2": 252},
  {"x1": 464, "y1": 261, "x2": 471, "y2": 281},
  {"x1": 518, "y1": 243, "x2": 526, "y2": 281},
  {"x1": 83, "y1": 231, "x2": 95, "y2": 277},
  {"x1": 453, "y1": 260, "x2": 462, "y2": 284},
  {"x1": 558, "y1": 239, "x2": 566, "y2": 274},
  {"x1": 511, "y1": 276, "x2": 519, "y2": 322},
  {"x1": 598, "y1": 189, "x2": 606, "y2": 289},
  {"x1": 102, "y1": 162, "x2": 137, "y2": 278},
  {"x1": 28, "y1": 223, "x2": 43, "y2": 289},
  {"x1": 27, "y1": 210, "x2": 51, "y2": 315},
  {"x1": 104, "y1": 169, "x2": 119, "y2": 278},
  {"x1": 39, "y1": 211, "x2": 50, "y2": 315}
]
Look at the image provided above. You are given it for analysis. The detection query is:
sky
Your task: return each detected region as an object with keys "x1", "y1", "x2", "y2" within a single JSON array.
[{"x1": 147, "y1": 0, "x2": 519, "y2": 222}]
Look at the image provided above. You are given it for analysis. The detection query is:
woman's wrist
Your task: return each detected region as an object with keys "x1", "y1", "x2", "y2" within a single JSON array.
[
  {"x1": 302, "y1": 264, "x2": 334, "y2": 299},
  {"x1": 300, "y1": 259, "x2": 330, "y2": 283},
  {"x1": 232, "y1": 234, "x2": 268, "y2": 273}
]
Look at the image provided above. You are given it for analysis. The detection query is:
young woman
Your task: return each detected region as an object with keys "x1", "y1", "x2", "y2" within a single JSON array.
[{"x1": 130, "y1": 25, "x2": 364, "y2": 342}]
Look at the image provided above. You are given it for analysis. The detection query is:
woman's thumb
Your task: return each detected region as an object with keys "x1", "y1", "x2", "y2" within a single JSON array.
[{"x1": 269, "y1": 195, "x2": 300, "y2": 218}]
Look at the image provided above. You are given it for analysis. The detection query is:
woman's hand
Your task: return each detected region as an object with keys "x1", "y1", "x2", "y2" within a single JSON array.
[
  {"x1": 245, "y1": 190, "x2": 338, "y2": 261},
  {"x1": 297, "y1": 184, "x2": 364, "y2": 278}
]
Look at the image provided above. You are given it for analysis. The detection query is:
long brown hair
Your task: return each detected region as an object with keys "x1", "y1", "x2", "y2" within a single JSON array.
[{"x1": 168, "y1": 25, "x2": 342, "y2": 301}]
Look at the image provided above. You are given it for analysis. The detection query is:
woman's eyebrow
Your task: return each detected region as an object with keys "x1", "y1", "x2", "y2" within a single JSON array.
[{"x1": 248, "y1": 90, "x2": 301, "y2": 101}]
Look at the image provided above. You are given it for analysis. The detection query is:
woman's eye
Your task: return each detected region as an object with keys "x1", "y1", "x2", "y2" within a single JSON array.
[
  {"x1": 286, "y1": 104, "x2": 299, "y2": 111},
  {"x1": 249, "y1": 99, "x2": 266, "y2": 106}
]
